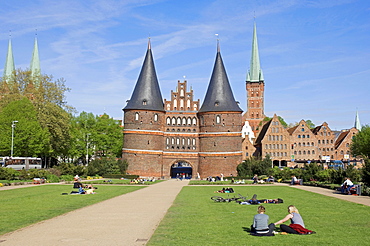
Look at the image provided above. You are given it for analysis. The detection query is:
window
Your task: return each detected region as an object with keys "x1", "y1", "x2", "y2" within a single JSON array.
[
  {"x1": 135, "y1": 112, "x2": 139, "y2": 121},
  {"x1": 177, "y1": 117, "x2": 181, "y2": 125},
  {"x1": 182, "y1": 117, "x2": 186, "y2": 125},
  {"x1": 298, "y1": 135, "x2": 301, "y2": 138},
  {"x1": 216, "y1": 115, "x2": 221, "y2": 124},
  {"x1": 192, "y1": 117, "x2": 197, "y2": 125},
  {"x1": 142, "y1": 99, "x2": 147, "y2": 105},
  {"x1": 187, "y1": 117, "x2": 191, "y2": 125},
  {"x1": 172, "y1": 117, "x2": 176, "y2": 125},
  {"x1": 166, "y1": 117, "x2": 171, "y2": 125},
  {"x1": 154, "y1": 114, "x2": 158, "y2": 122},
  {"x1": 307, "y1": 135, "x2": 310, "y2": 138},
  {"x1": 318, "y1": 140, "x2": 321, "y2": 144},
  {"x1": 301, "y1": 128, "x2": 305, "y2": 132}
]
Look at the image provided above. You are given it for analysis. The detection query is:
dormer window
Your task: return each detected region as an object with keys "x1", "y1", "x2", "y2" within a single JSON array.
[
  {"x1": 142, "y1": 99, "x2": 147, "y2": 105},
  {"x1": 214, "y1": 100, "x2": 219, "y2": 106}
]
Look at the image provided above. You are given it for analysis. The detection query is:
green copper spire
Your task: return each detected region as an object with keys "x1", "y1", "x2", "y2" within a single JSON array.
[
  {"x1": 247, "y1": 22, "x2": 263, "y2": 82},
  {"x1": 354, "y1": 110, "x2": 361, "y2": 131},
  {"x1": 4, "y1": 38, "x2": 15, "y2": 80},
  {"x1": 30, "y1": 36, "x2": 41, "y2": 87}
]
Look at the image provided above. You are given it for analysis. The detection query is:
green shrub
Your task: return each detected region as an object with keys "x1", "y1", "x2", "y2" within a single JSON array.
[{"x1": 45, "y1": 174, "x2": 60, "y2": 183}]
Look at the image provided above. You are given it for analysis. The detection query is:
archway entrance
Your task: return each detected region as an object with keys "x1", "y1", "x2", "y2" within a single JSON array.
[{"x1": 170, "y1": 161, "x2": 192, "y2": 179}]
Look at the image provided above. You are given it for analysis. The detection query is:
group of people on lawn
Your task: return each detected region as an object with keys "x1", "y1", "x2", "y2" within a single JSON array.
[{"x1": 251, "y1": 205, "x2": 316, "y2": 236}]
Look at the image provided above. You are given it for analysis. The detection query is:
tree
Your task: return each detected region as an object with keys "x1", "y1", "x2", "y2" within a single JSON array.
[
  {"x1": 305, "y1": 120, "x2": 315, "y2": 129},
  {"x1": 1, "y1": 69, "x2": 73, "y2": 164},
  {"x1": 0, "y1": 97, "x2": 49, "y2": 156},
  {"x1": 361, "y1": 158, "x2": 370, "y2": 186},
  {"x1": 68, "y1": 112, "x2": 123, "y2": 163},
  {"x1": 351, "y1": 125, "x2": 370, "y2": 158}
]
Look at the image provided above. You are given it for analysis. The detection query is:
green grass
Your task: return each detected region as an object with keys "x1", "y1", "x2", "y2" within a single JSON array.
[
  {"x1": 148, "y1": 186, "x2": 370, "y2": 245},
  {"x1": 189, "y1": 180, "x2": 254, "y2": 185},
  {"x1": 0, "y1": 184, "x2": 144, "y2": 235}
]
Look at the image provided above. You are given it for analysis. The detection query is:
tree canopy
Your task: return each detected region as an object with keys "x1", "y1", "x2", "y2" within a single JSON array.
[{"x1": 351, "y1": 125, "x2": 370, "y2": 158}]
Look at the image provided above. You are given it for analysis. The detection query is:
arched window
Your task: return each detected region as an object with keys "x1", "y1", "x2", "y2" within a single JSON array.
[
  {"x1": 192, "y1": 117, "x2": 197, "y2": 125},
  {"x1": 166, "y1": 117, "x2": 171, "y2": 125},
  {"x1": 182, "y1": 117, "x2": 186, "y2": 125},
  {"x1": 154, "y1": 114, "x2": 158, "y2": 122},
  {"x1": 177, "y1": 117, "x2": 181, "y2": 125},
  {"x1": 216, "y1": 115, "x2": 221, "y2": 124},
  {"x1": 135, "y1": 112, "x2": 139, "y2": 121},
  {"x1": 187, "y1": 117, "x2": 191, "y2": 125}
]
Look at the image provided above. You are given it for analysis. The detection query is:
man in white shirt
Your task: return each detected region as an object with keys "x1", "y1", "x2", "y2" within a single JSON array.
[{"x1": 341, "y1": 177, "x2": 354, "y2": 194}]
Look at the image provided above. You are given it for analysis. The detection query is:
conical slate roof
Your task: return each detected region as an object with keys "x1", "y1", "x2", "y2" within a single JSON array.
[
  {"x1": 199, "y1": 43, "x2": 242, "y2": 113},
  {"x1": 123, "y1": 41, "x2": 164, "y2": 112}
]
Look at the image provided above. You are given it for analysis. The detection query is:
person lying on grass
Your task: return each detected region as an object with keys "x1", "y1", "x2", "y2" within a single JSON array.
[
  {"x1": 250, "y1": 205, "x2": 275, "y2": 236},
  {"x1": 274, "y1": 205, "x2": 316, "y2": 234}
]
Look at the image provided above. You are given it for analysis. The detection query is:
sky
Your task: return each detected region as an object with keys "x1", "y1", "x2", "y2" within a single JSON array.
[{"x1": 0, "y1": 0, "x2": 369, "y2": 131}]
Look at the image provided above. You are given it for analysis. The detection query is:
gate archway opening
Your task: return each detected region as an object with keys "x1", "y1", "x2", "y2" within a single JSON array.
[{"x1": 171, "y1": 161, "x2": 192, "y2": 179}]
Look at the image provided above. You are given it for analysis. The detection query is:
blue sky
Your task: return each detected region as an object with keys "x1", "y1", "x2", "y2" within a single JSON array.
[{"x1": 0, "y1": 0, "x2": 369, "y2": 131}]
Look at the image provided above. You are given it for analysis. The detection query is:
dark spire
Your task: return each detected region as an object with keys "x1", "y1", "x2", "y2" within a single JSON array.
[
  {"x1": 199, "y1": 44, "x2": 242, "y2": 113},
  {"x1": 123, "y1": 39, "x2": 164, "y2": 112}
]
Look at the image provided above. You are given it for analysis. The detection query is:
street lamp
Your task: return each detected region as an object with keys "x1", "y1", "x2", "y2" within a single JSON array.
[
  {"x1": 11, "y1": 121, "x2": 18, "y2": 157},
  {"x1": 86, "y1": 133, "x2": 91, "y2": 165}
]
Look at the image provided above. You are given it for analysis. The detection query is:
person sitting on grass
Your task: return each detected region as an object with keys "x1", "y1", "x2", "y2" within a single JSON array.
[
  {"x1": 250, "y1": 205, "x2": 275, "y2": 236},
  {"x1": 274, "y1": 205, "x2": 316, "y2": 234}
]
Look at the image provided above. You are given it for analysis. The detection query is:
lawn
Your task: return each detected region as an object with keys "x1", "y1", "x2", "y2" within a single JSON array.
[
  {"x1": 0, "y1": 184, "x2": 144, "y2": 235},
  {"x1": 148, "y1": 186, "x2": 370, "y2": 245}
]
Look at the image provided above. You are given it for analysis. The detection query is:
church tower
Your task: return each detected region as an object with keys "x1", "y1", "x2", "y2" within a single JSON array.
[
  {"x1": 30, "y1": 36, "x2": 41, "y2": 88},
  {"x1": 122, "y1": 40, "x2": 165, "y2": 177},
  {"x1": 198, "y1": 41, "x2": 243, "y2": 177},
  {"x1": 244, "y1": 22, "x2": 265, "y2": 133},
  {"x1": 2, "y1": 38, "x2": 15, "y2": 91}
]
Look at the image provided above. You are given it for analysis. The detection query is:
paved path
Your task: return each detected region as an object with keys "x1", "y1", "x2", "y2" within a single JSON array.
[
  {"x1": 286, "y1": 184, "x2": 370, "y2": 206},
  {"x1": 0, "y1": 179, "x2": 189, "y2": 246}
]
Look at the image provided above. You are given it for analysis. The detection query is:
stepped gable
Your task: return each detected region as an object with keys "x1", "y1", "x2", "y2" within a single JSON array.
[
  {"x1": 199, "y1": 42, "x2": 242, "y2": 113},
  {"x1": 124, "y1": 40, "x2": 164, "y2": 112}
]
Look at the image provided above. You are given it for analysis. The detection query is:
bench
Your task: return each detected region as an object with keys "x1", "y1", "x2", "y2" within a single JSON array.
[{"x1": 339, "y1": 184, "x2": 361, "y2": 196}]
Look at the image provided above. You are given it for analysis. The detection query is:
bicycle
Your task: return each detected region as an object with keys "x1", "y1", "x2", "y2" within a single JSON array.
[{"x1": 211, "y1": 193, "x2": 248, "y2": 203}]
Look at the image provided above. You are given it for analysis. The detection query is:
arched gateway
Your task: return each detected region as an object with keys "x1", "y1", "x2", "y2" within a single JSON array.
[{"x1": 170, "y1": 161, "x2": 192, "y2": 179}]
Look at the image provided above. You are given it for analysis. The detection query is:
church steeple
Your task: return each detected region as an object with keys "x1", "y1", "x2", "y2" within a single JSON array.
[
  {"x1": 199, "y1": 42, "x2": 242, "y2": 113},
  {"x1": 30, "y1": 36, "x2": 41, "y2": 87},
  {"x1": 124, "y1": 39, "x2": 164, "y2": 112},
  {"x1": 247, "y1": 22, "x2": 264, "y2": 82},
  {"x1": 354, "y1": 110, "x2": 361, "y2": 131},
  {"x1": 4, "y1": 38, "x2": 15, "y2": 80}
]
